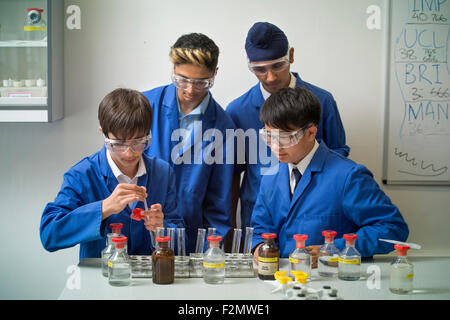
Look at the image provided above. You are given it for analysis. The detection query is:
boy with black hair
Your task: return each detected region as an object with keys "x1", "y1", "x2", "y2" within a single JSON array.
[
  {"x1": 251, "y1": 87, "x2": 409, "y2": 265},
  {"x1": 40, "y1": 88, "x2": 183, "y2": 259}
]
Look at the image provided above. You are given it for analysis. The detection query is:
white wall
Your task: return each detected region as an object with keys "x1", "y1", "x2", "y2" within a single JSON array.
[{"x1": 0, "y1": 0, "x2": 448, "y2": 299}]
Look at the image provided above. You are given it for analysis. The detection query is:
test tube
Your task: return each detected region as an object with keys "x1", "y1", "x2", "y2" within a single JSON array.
[
  {"x1": 167, "y1": 228, "x2": 175, "y2": 252},
  {"x1": 231, "y1": 228, "x2": 242, "y2": 254},
  {"x1": 156, "y1": 227, "x2": 165, "y2": 238},
  {"x1": 243, "y1": 227, "x2": 254, "y2": 254},
  {"x1": 177, "y1": 228, "x2": 186, "y2": 256},
  {"x1": 207, "y1": 227, "x2": 216, "y2": 237},
  {"x1": 195, "y1": 228, "x2": 206, "y2": 254}
]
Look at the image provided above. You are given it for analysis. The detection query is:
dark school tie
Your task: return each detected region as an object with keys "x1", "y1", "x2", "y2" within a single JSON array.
[{"x1": 290, "y1": 167, "x2": 302, "y2": 199}]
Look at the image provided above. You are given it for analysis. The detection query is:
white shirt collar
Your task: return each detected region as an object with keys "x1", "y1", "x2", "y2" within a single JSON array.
[
  {"x1": 106, "y1": 149, "x2": 146, "y2": 183},
  {"x1": 288, "y1": 140, "x2": 320, "y2": 193},
  {"x1": 260, "y1": 72, "x2": 297, "y2": 101}
]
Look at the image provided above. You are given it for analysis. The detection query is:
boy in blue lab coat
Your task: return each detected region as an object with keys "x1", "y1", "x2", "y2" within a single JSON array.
[
  {"x1": 142, "y1": 33, "x2": 236, "y2": 254},
  {"x1": 251, "y1": 86, "x2": 409, "y2": 264},
  {"x1": 40, "y1": 88, "x2": 183, "y2": 259},
  {"x1": 226, "y1": 22, "x2": 350, "y2": 231}
]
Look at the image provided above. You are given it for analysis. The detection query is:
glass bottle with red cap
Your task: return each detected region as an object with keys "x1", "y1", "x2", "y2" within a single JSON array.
[
  {"x1": 390, "y1": 244, "x2": 414, "y2": 294},
  {"x1": 152, "y1": 236, "x2": 175, "y2": 284},
  {"x1": 101, "y1": 223, "x2": 125, "y2": 277},
  {"x1": 289, "y1": 234, "x2": 311, "y2": 277},
  {"x1": 338, "y1": 233, "x2": 361, "y2": 281},
  {"x1": 257, "y1": 233, "x2": 280, "y2": 280},
  {"x1": 108, "y1": 236, "x2": 131, "y2": 286},
  {"x1": 24, "y1": 8, "x2": 47, "y2": 41},
  {"x1": 203, "y1": 235, "x2": 225, "y2": 284},
  {"x1": 318, "y1": 230, "x2": 340, "y2": 277}
]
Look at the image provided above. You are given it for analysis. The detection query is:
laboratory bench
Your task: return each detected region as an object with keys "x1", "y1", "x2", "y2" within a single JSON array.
[{"x1": 58, "y1": 255, "x2": 450, "y2": 300}]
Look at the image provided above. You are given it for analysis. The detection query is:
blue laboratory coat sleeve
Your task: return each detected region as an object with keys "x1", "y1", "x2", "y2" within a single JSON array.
[
  {"x1": 337, "y1": 164, "x2": 410, "y2": 256},
  {"x1": 40, "y1": 170, "x2": 104, "y2": 253}
]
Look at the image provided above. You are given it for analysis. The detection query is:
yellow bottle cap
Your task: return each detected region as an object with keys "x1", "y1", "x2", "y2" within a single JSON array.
[
  {"x1": 274, "y1": 270, "x2": 287, "y2": 280},
  {"x1": 295, "y1": 272, "x2": 309, "y2": 284}
]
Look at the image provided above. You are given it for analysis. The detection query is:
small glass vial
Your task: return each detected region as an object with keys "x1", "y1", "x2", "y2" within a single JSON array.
[
  {"x1": 257, "y1": 233, "x2": 280, "y2": 280},
  {"x1": 203, "y1": 235, "x2": 226, "y2": 284},
  {"x1": 390, "y1": 244, "x2": 414, "y2": 294},
  {"x1": 318, "y1": 230, "x2": 340, "y2": 277},
  {"x1": 338, "y1": 233, "x2": 361, "y2": 281},
  {"x1": 289, "y1": 234, "x2": 311, "y2": 277},
  {"x1": 108, "y1": 236, "x2": 131, "y2": 286},
  {"x1": 152, "y1": 236, "x2": 175, "y2": 284}
]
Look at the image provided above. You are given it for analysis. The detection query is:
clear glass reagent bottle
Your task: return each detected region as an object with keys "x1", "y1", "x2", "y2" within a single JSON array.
[
  {"x1": 108, "y1": 236, "x2": 131, "y2": 286},
  {"x1": 203, "y1": 235, "x2": 225, "y2": 284},
  {"x1": 318, "y1": 230, "x2": 340, "y2": 277},
  {"x1": 338, "y1": 233, "x2": 361, "y2": 281},
  {"x1": 289, "y1": 234, "x2": 311, "y2": 277},
  {"x1": 101, "y1": 223, "x2": 125, "y2": 277},
  {"x1": 390, "y1": 244, "x2": 414, "y2": 294}
]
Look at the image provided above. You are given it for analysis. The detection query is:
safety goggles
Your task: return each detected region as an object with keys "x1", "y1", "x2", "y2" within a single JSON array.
[
  {"x1": 104, "y1": 134, "x2": 152, "y2": 154},
  {"x1": 248, "y1": 52, "x2": 290, "y2": 76},
  {"x1": 259, "y1": 127, "x2": 306, "y2": 148},
  {"x1": 171, "y1": 73, "x2": 215, "y2": 91}
]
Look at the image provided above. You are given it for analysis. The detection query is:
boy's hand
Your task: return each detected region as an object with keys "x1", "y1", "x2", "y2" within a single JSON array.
[
  {"x1": 143, "y1": 204, "x2": 164, "y2": 232},
  {"x1": 306, "y1": 245, "x2": 321, "y2": 268},
  {"x1": 102, "y1": 184, "x2": 147, "y2": 219}
]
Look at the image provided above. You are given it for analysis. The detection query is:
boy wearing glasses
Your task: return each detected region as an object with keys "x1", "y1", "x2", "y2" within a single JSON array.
[
  {"x1": 251, "y1": 87, "x2": 409, "y2": 264},
  {"x1": 40, "y1": 88, "x2": 183, "y2": 258},
  {"x1": 226, "y1": 22, "x2": 350, "y2": 231},
  {"x1": 142, "y1": 33, "x2": 236, "y2": 254}
]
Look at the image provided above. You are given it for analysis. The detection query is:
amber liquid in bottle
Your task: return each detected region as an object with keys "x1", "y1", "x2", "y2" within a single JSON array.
[
  {"x1": 257, "y1": 236, "x2": 280, "y2": 280},
  {"x1": 152, "y1": 241, "x2": 175, "y2": 284}
]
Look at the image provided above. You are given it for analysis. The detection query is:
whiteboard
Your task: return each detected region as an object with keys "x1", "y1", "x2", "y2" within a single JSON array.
[{"x1": 383, "y1": 0, "x2": 450, "y2": 185}]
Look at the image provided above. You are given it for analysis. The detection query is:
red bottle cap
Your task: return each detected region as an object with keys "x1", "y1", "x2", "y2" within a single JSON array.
[
  {"x1": 112, "y1": 236, "x2": 128, "y2": 248},
  {"x1": 343, "y1": 233, "x2": 358, "y2": 240},
  {"x1": 131, "y1": 208, "x2": 144, "y2": 221},
  {"x1": 27, "y1": 8, "x2": 44, "y2": 12},
  {"x1": 207, "y1": 235, "x2": 222, "y2": 242},
  {"x1": 322, "y1": 230, "x2": 337, "y2": 241},
  {"x1": 262, "y1": 233, "x2": 277, "y2": 239},
  {"x1": 109, "y1": 223, "x2": 123, "y2": 234},
  {"x1": 155, "y1": 236, "x2": 171, "y2": 242},
  {"x1": 293, "y1": 234, "x2": 308, "y2": 241},
  {"x1": 394, "y1": 244, "x2": 410, "y2": 256}
]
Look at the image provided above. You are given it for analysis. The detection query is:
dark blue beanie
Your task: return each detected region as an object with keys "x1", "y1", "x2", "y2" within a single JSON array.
[{"x1": 245, "y1": 22, "x2": 289, "y2": 62}]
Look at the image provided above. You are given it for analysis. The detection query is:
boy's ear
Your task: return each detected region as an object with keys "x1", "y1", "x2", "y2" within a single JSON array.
[
  {"x1": 307, "y1": 125, "x2": 318, "y2": 140},
  {"x1": 99, "y1": 126, "x2": 103, "y2": 134}
]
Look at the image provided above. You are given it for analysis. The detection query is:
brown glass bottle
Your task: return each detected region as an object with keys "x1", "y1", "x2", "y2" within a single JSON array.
[
  {"x1": 257, "y1": 233, "x2": 280, "y2": 280},
  {"x1": 152, "y1": 236, "x2": 174, "y2": 284}
]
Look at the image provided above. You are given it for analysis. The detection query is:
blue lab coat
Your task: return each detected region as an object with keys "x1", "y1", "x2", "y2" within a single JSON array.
[
  {"x1": 142, "y1": 84, "x2": 236, "y2": 253},
  {"x1": 226, "y1": 72, "x2": 350, "y2": 229},
  {"x1": 250, "y1": 142, "x2": 409, "y2": 258},
  {"x1": 40, "y1": 146, "x2": 183, "y2": 259}
]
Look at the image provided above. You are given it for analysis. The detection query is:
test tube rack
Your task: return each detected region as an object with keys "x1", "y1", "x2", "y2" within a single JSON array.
[{"x1": 129, "y1": 253, "x2": 256, "y2": 279}]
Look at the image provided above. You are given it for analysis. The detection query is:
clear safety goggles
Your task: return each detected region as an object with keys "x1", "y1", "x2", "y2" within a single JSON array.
[
  {"x1": 248, "y1": 52, "x2": 290, "y2": 76},
  {"x1": 259, "y1": 127, "x2": 306, "y2": 148},
  {"x1": 104, "y1": 133, "x2": 152, "y2": 154},
  {"x1": 171, "y1": 73, "x2": 215, "y2": 91}
]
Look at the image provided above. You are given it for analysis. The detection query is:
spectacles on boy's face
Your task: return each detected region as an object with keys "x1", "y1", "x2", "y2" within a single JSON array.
[
  {"x1": 248, "y1": 53, "x2": 290, "y2": 76},
  {"x1": 259, "y1": 127, "x2": 307, "y2": 148},
  {"x1": 171, "y1": 73, "x2": 215, "y2": 91},
  {"x1": 104, "y1": 134, "x2": 152, "y2": 154}
]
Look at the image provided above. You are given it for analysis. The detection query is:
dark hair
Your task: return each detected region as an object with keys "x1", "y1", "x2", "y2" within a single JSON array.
[
  {"x1": 260, "y1": 87, "x2": 321, "y2": 132},
  {"x1": 169, "y1": 33, "x2": 219, "y2": 72},
  {"x1": 98, "y1": 88, "x2": 152, "y2": 140}
]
